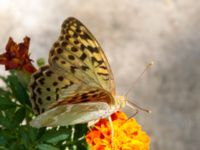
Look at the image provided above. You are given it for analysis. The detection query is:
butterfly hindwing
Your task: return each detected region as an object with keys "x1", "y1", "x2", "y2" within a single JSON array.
[
  {"x1": 30, "y1": 65, "x2": 81, "y2": 114},
  {"x1": 30, "y1": 102, "x2": 114, "y2": 128},
  {"x1": 29, "y1": 65, "x2": 114, "y2": 115}
]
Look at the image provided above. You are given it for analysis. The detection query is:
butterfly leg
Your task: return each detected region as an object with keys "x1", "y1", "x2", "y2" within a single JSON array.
[
  {"x1": 128, "y1": 109, "x2": 139, "y2": 119},
  {"x1": 87, "y1": 119, "x2": 99, "y2": 130},
  {"x1": 108, "y1": 116, "x2": 114, "y2": 150},
  {"x1": 120, "y1": 109, "x2": 139, "y2": 127}
]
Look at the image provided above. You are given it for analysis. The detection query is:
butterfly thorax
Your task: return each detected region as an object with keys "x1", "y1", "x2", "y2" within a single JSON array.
[
  {"x1": 114, "y1": 96, "x2": 127, "y2": 109},
  {"x1": 99, "y1": 95, "x2": 126, "y2": 119}
]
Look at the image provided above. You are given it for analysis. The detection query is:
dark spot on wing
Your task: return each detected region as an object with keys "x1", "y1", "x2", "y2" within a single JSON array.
[
  {"x1": 46, "y1": 96, "x2": 51, "y2": 101},
  {"x1": 56, "y1": 94, "x2": 59, "y2": 100},
  {"x1": 92, "y1": 94, "x2": 98, "y2": 98},
  {"x1": 74, "y1": 40, "x2": 79, "y2": 44},
  {"x1": 40, "y1": 66, "x2": 49, "y2": 72},
  {"x1": 46, "y1": 70, "x2": 53, "y2": 77},
  {"x1": 33, "y1": 72, "x2": 42, "y2": 79},
  {"x1": 71, "y1": 47, "x2": 78, "y2": 52},
  {"x1": 68, "y1": 55, "x2": 75, "y2": 60},
  {"x1": 57, "y1": 48, "x2": 63, "y2": 54},
  {"x1": 70, "y1": 66, "x2": 78, "y2": 73},
  {"x1": 80, "y1": 53, "x2": 87, "y2": 61},
  {"x1": 97, "y1": 72, "x2": 109, "y2": 76},
  {"x1": 58, "y1": 76, "x2": 64, "y2": 81},
  {"x1": 61, "y1": 61, "x2": 66, "y2": 64},
  {"x1": 80, "y1": 33, "x2": 91, "y2": 40},
  {"x1": 53, "y1": 56, "x2": 59, "y2": 61},
  {"x1": 87, "y1": 46, "x2": 98, "y2": 53},
  {"x1": 36, "y1": 88, "x2": 42, "y2": 94},
  {"x1": 35, "y1": 104, "x2": 40, "y2": 114},
  {"x1": 54, "y1": 42, "x2": 59, "y2": 47},
  {"x1": 99, "y1": 66, "x2": 107, "y2": 70},
  {"x1": 80, "y1": 44, "x2": 85, "y2": 50},
  {"x1": 81, "y1": 94, "x2": 88, "y2": 99},
  {"x1": 38, "y1": 78, "x2": 45, "y2": 85},
  {"x1": 61, "y1": 42, "x2": 67, "y2": 47},
  {"x1": 81, "y1": 66, "x2": 89, "y2": 71},
  {"x1": 41, "y1": 108, "x2": 45, "y2": 113},
  {"x1": 30, "y1": 82, "x2": 37, "y2": 89},
  {"x1": 38, "y1": 98, "x2": 42, "y2": 104},
  {"x1": 53, "y1": 82, "x2": 58, "y2": 86}
]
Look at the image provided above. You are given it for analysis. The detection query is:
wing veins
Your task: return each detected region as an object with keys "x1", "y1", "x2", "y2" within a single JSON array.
[
  {"x1": 64, "y1": 25, "x2": 109, "y2": 90},
  {"x1": 58, "y1": 43, "x2": 104, "y2": 88}
]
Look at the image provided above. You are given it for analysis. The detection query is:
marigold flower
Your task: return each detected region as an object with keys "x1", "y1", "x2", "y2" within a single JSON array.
[
  {"x1": 0, "y1": 37, "x2": 36, "y2": 73},
  {"x1": 86, "y1": 111, "x2": 150, "y2": 150}
]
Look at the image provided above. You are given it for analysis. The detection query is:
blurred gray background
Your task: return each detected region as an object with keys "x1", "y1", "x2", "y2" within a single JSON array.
[{"x1": 0, "y1": 0, "x2": 199, "y2": 149}]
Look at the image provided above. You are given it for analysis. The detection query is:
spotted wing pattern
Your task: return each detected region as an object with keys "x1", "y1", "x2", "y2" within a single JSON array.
[
  {"x1": 29, "y1": 17, "x2": 115, "y2": 115},
  {"x1": 49, "y1": 17, "x2": 115, "y2": 92}
]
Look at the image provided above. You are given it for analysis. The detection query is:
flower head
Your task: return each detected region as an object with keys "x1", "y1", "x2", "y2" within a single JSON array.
[
  {"x1": 0, "y1": 37, "x2": 36, "y2": 73},
  {"x1": 86, "y1": 111, "x2": 150, "y2": 150}
]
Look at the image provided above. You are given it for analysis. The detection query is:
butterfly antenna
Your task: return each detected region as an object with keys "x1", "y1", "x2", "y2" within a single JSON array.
[
  {"x1": 125, "y1": 61, "x2": 154, "y2": 97},
  {"x1": 127, "y1": 100, "x2": 151, "y2": 113},
  {"x1": 124, "y1": 61, "x2": 154, "y2": 114}
]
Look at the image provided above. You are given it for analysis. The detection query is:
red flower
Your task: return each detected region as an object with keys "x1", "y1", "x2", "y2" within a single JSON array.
[{"x1": 0, "y1": 37, "x2": 36, "y2": 73}]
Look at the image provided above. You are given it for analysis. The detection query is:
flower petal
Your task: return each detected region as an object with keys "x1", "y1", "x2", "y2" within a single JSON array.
[
  {"x1": 0, "y1": 37, "x2": 36, "y2": 73},
  {"x1": 86, "y1": 111, "x2": 150, "y2": 150}
]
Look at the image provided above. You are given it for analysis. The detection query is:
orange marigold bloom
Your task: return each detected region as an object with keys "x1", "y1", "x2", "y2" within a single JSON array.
[
  {"x1": 86, "y1": 111, "x2": 150, "y2": 150},
  {"x1": 0, "y1": 37, "x2": 36, "y2": 73}
]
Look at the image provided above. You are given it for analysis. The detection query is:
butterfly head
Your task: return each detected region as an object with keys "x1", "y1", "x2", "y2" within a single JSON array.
[{"x1": 114, "y1": 96, "x2": 127, "y2": 109}]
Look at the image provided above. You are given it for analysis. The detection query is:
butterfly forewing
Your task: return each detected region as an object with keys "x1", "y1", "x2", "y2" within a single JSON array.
[{"x1": 49, "y1": 17, "x2": 115, "y2": 94}]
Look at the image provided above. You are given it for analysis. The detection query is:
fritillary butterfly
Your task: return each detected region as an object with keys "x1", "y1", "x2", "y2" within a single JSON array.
[{"x1": 29, "y1": 17, "x2": 127, "y2": 128}]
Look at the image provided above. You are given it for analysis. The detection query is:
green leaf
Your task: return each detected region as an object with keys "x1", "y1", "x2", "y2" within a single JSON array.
[
  {"x1": 0, "y1": 95, "x2": 17, "y2": 110},
  {"x1": 14, "y1": 126, "x2": 39, "y2": 149},
  {"x1": 37, "y1": 144, "x2": 59, "y2": 150},
  {"x1": 16, "y1": 70, "x2": 31, "y2": 88},
  {"x1": 8, "y1": 143, "x2": 26, "y2": 150},
  {"x1": 0, "y1": 115, "x2": 13, "y2": 128},
  {"x1": 0, "y1": 88, "x2": 12, "y2": 98},
  {"x1": 0, "y1": 146, "x2": 9, "y2": 150},
  {"x1": 66, "y1": 145, "x2": 77, "y2": 150},
  {"x1": 0, "y1": 135, "x2": 6, "y2": 145},
  {"x1": 0, "y1": 129, "x2": 15, "y2": 140},
  {"x1": 13, "y1": 108, "x2": 26, "y2": 125},
  {"x1": 46, "y1": 133, "x2": 69, "y2": 144},
  {"x1": 28, "y1": 126, "x2": 39, "y2": 142},
  {"x1": 18, "y1": 126, "x2": 30, "y2": 148},
  {"x1": 76, "y1": 142, "x2": 89, "y2": 150},
  {"x1": 74, "y1": 124, "x2": 88, "y2": 139},
  {"x1": 7, "y1": 73, "x2": 30, "y2": 106},
  {"x1": 40, "y1": 128, "x2": 70, "y2": 144},
  {"x1": 38, "y1": 127, "x2": 46, "y2": 138},
  {"x1": 37, "y1": 58, "x2": 45, "y2": 67}
]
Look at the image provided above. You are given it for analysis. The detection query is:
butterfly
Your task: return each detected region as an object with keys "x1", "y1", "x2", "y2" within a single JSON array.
[{"x1": 29, "y1": 17, "x2": 127, "y2": 128}]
